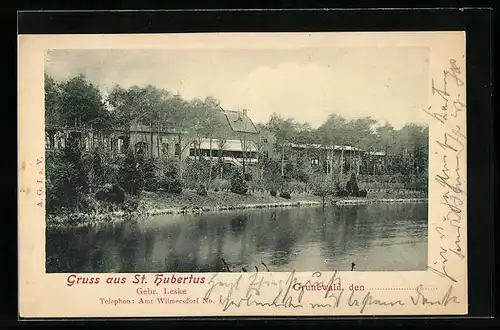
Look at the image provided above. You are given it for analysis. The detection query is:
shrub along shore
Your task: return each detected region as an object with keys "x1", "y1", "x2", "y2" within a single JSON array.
[
  {"x1": 46, "y1": 146, "x2": 428, "y2": 230},
  {"x1": 46, "y1": 189, "x2": 427, "y2": 230}
]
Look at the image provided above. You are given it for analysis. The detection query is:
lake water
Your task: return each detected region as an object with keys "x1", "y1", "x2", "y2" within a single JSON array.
[{"x1": 46, "y1": 203, "x2": 428, "y2": 273}]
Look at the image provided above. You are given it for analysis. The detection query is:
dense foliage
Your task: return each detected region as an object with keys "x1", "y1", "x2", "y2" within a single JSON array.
[{"x1": 230, "y1": 169, "x2": 248, "y2": 195}]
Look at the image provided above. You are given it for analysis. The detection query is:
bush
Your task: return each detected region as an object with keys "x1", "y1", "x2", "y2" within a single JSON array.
[
  {"x1": 183, "y1": 159, "x2": 210, "y2": 190},
  {"x1": 212, "y1": 178, "x2": 230, "y2": 192},
  {"x1": 45, "y1": 147, "x2": 88, "y2": 214},
  {"x1": 196, "y1": 184, "x2": 208, "y2": 196},
  {"x1": 230, "y1": 169, "x2": 248, "y2": 195},
  {"x1": 346, "y1": 172, "x2": 359, "y2": 196},
  {"x1": 336, "y1": 189, "x2": 349, "y2": 197},
  {"x1": 288, "y1": 180, "x2": 307, "y2": 194},
  {"x1": 119, "y1": 151, "x2": 143, "y2": 195},
  {"x1": 140, "y1": 157, "x2": 160, "y2": 191},
  {"x1": 359, "y1": 189, "x2": 368, "y2": 197},
  {"x1": 279, "y1": 191, "x2": 291, "y2": 199},
  {"x1": 310, "y1": 173, "x2": 336, "y2": 197},
  {"x1": 121, "y1": 195, "x2": 140, "y2": 213},
  {"x1": 270, "y1": 189, "x2": 277, "y2": 197},
  {"x1": 95, "y1": 183, "x2": 125, "y2": 203},
  {"x1": 159, "y1": 158, "x2": 183, "y2": 194}
]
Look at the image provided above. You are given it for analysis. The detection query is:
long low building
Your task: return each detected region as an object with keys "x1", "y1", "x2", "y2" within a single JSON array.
[{"x1": 189, "y1": 138, "x2": 259, "y2": 165}]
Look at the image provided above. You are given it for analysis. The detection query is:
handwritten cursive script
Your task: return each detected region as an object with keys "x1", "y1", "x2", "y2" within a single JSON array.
[
  {"x1": 348, "y1": 290, "x2": 405, "y2": 314},
  {"x1": 427, "y1": 57, "x2": 466, "y2": 285},
  {"x1": 410, "y1": 284, "x2": 460, "y2": 307},
  {"x1": 203, "y1": 271, "x2": 303, "y2": 311}
]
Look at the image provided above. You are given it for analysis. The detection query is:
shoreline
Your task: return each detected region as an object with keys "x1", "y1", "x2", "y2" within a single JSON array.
[
  {"x1": 46, "y1": 191, "x2": 428, "y2": 230},
  {"x1": 145, "y1": 197, "x2": 429, "y2": 217}
]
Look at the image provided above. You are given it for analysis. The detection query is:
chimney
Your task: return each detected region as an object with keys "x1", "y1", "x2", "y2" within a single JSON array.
[{"x1": 242, "y1": 109, "x2": 248, "y2": 117}]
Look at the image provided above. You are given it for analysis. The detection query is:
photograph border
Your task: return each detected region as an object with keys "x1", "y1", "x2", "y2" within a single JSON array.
[{"x1": 13, "y1": 8, "x2": 494, "y2": 324}]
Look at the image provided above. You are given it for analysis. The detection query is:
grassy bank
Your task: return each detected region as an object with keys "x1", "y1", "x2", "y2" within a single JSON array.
[
  {"x1": 141, "y1": 190, "x2": 427, "y2": 216},
  {"x1": 46, "y1": 189, "x2": 427, "y2": 230}
]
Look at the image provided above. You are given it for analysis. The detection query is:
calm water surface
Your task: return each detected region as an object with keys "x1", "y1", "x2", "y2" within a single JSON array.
[{"x1": 46, "y1": 203, "x2": 428, "y2": 273}]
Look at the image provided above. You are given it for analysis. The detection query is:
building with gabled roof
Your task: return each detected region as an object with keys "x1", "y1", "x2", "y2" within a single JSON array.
[
  {"x1": 222, "y1": 109, "x2": 259, "y2": 135},
  {"x1": 188, "y1": 109, "x2": 260, "y2": 167}
]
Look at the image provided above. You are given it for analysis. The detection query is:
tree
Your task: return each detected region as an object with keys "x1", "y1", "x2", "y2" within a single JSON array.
[
  {"x1": 345, "y1": 172, "x2": 359, "y2": 196},
  {"x1": 310, "y1": 173, "x2": 337, "y2": 205},
  {"x1": 45, "y1": 74, "x2": 62, "y2": 126},
  {"x1": 139, "y1": 157, "x2": 161, "y2": 191},
  {"x1": 344, "y1": 117, "x2": 377, "y2": 175},
  {"x1": 374, "y1": 122, "x2": 396, "y2": 174},
  {"x1": 45, "y1": 144, "x2": 88, "y2": 214},
  {"x1": 230, "y1": 168, "x2": 248, "y2": 195},
  {"x1": 158, "y1": 157, "x2": 183, "y2": 194},
  {"x1": 119, "y1": 151, "x2": 143, "y2": 195},
  {"x1": 57, "y1": 74, "x2": 110, "y2": 129},
  {"x1": 317, "y1": 114, "x2": 347, "y2": 175},
  {"x1": 267, "y1": 113, "x2": 297, "y2": 179},
  {"x1": 82, "y1": 144, "x2": 117, "y2": 190}
]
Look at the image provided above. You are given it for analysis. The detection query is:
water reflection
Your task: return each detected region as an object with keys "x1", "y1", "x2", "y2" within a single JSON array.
[{"x1": 46, "y1": 203, "x2": 428, "y2": 273}]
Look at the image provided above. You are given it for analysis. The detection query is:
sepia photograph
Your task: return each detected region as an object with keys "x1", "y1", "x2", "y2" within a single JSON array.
[{"x1": 44, "y1": 47, "x2": 430, "y2": 274}]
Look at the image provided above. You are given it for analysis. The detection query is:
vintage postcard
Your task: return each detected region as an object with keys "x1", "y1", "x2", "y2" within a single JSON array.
[{"x1": 18, "y1": 32, "x2": 467, "y2": 318}]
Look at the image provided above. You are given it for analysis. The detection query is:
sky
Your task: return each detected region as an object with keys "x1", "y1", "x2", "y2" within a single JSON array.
[{"x1": 45, "y1": 47, "x2": 430, "y2": 129}]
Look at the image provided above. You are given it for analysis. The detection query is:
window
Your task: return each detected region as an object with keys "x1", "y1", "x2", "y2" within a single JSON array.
[
  {"x1": 311, "y1": 157, "x2": 319, "y2": 166},
  {"x1": 45, "y1": 135, "x2": 51, "y2": 150},
  {"x1": 68, "y1": 132, "x2": 82, "y2": 148},
  {"x1": 135, "y1": 142, "x2": 148, "y2": 155},
  {"x1": 263, "y1": 138, "x2": 268, "y2": 143},
  {"x1": 117, "y1": 138, "x2": 123, "y2": 154},
  {"x1": 162, "y1": 142, "x2": 169, "y2": 155},
  {"x1": 175, "y1": 143, "x2": 181, "y2": 156},
  {"x1": 56, "y1": 132, "x2": 65, "y2": 149},
  {"x1": 116, "y1": 137, "x2": 129, "y2": 154},
  {"x1": 45, "y1": 132, "x2": 55, "y2": 150}
]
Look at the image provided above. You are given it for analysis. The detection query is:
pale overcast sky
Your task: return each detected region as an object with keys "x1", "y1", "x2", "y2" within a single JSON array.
[{"x1": 45, "y1": 47, "x2": 429, "y2": 129}]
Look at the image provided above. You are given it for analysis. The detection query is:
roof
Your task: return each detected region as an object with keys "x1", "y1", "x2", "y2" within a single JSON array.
[
  {"x1": 368, "y1": 151, "x2": 386, "y2": 156},
  {"x1": 194, "y1": 138, "x2": 258, "y2": 152},
  {"x1": 290, "y1": 143, "x2": 363, "y2": 151},
  {"x1": 222, "y1": 110, "x2": 259, "y2": 135},
  {"x1": 127, "y1": 122, "x2": 187, "y2": 135}
]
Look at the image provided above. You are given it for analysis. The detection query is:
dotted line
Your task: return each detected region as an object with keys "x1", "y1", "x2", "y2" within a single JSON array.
[{"x1": 366, "y1": 287, "x2": 438, "y2": 291}]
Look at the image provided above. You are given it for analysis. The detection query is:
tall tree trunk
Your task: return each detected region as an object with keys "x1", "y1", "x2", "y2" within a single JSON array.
[
  {"x1": 357, "y1": 152, "x2": 361, "y2": 175},
  {"x1": 385, "y1": 144, "x2": 388, "y2": 174},
  {"x1": 340, "y1": 148, "x2": 344, "y2": 175},
  {"x1": 330, "y1": 149, "x2": 334, "y2": 177},
  {"x1": 218, "y1": 142, "x2": 224, "y2": 180},
  {"x1": 281, "y1": 144, "x2": 285, "y2": 177},
  {"x1": 350, "y1": 149, "x2": 353, "y2": 174},
  {"x1": 150, "y1": 121, "x2": 153, "y2": 158},
  {"x1": 325, "y1": 148, "x2": 330, "y2": 176},
  {"x1": 157, "y1": 125, "x2": 160, "y2": 158},
  {"x1": 242, "y1": 135, "x2": 246, "y2": 176},
  {"x1": 209, "y1": 137, "x2": 213, "y2": 182}
]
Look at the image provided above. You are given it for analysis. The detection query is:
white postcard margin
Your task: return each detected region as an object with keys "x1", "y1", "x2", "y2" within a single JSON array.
[{"x1": 18, "y1": 32, "x2": 467, "y2": 317}]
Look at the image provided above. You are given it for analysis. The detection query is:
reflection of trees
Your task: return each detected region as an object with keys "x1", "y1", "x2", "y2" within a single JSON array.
[
  {"x1": 214, "y1": 224, "x2": 226, "y2": 271},
  {"x1": 88, "y1": 230, "x2": 106, "y2": 272},
  {"x1": 47, "y1": 227, "x2": 96, "y2": 273},
  {"x1": 269, "y1": 210, "x2": 300, "y2": 266},
  {"x1": 253, "y1": 211, "x2": 277, "y2": 249},
  {"x1": 117, "y1": 222, "x2": 140, "y2": 272},
  {"x1": 230, "y1": 215, "x2": 248, "y2": 235},
  {"x1": 141, "y1": 229, "x2": 156, "y2": 270},
  {"x1": 161, "y1": 220, "x2": 203, "y2": 272},
  {"x1": 46, "y1": 202, "x2": 428, "y2": 273}
]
